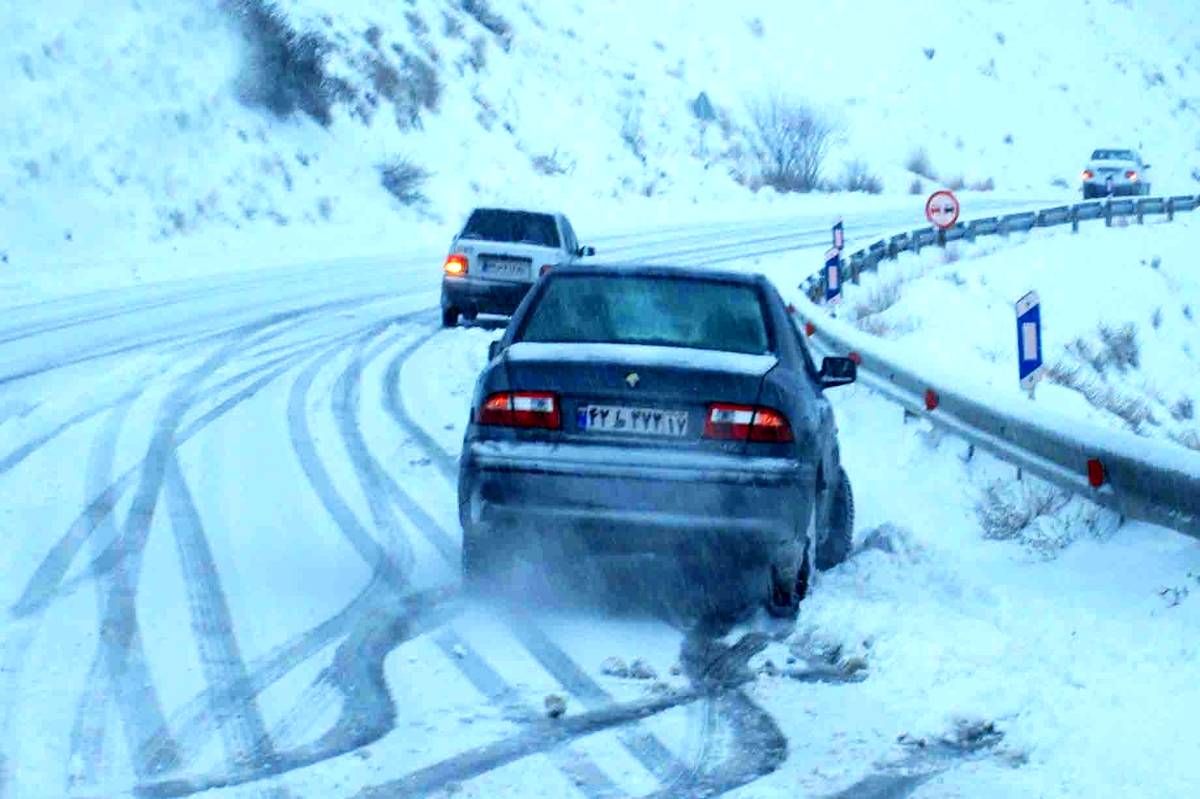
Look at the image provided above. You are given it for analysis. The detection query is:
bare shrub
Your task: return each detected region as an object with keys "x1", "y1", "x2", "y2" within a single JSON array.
[
  {"x1": 466, "y1": 35, "x2": 487, "y2": 71},
  {"x1": 227, "y1": 0, "x2": 341, "y2": 126},
  {"x1": 944, "y1": 175, "x2": 966, "y2": 191},
  {"x1": 1051, "y1": 177, "x2": 1070, "y2": 188},
  {"x1": 1171, "y1": 429, "x2": 1200, "y2": 451},
  {"x1": 851, "y1": 278, "x2": 904, "y2": 328},
  {"x1": 531, "y1": 149, "x2": 571, "y2": 176},
  {"x1": 1046, "y1": 361, "x2": 1156, "y2": 431},
  {"x1": 747, "y1": 17, "x2": 765, "y2": 37},
  {"x1": 405, "y1": 10, "x2": 428, "y2": 36},
  {"x1": 443, "y1": 12, "x2": 465, "y2": 38},
  {"x1": 460, "y1": 0, "x2": 513, "y2": 49},
  {"x1": 1097, "y1": 323, "x2": 1140, "y2": 371},
  {"x1": 620, "y1": 101, "x2": 646, "y2": 163},
  {"x1": 1172, "y1": 397, "x2": 1195, "y2": 422},
  {"x1": 749, "y1": 97, "x2": 841, "y2": 193},
  {"x1": 975, "y1": 480, "x2": 1069, "y2": 541},
  {"x1": 905, "y1": 147, "x2": 935, "y2": 179},
  {"x1": 908, "y1": 178, "x2": 924, "y2": 195},
  {"x1": 378, "y1": 157, "x2": 430, "y2": 206},
  {"x1": 841, "y1": 159, "x2": 883, "y2": 194},
  {"x1": 1151, "y1": 307, "x2": 1163, "y2": 329},
  {"x1": 975, "y1": 479, "x2": 1114, "y2": 556}
]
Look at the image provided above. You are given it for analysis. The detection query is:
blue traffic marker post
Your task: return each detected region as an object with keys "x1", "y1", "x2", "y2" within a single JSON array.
[
  {"x1": 832, "y1": 219, "x2": 844, "y2": 251},
  {"x1": 824, "y1": 248, "x2": 842, "y2": 308},
  {"x1": 1015, "y1": 291, "x2": 1043, "y2": 398}
]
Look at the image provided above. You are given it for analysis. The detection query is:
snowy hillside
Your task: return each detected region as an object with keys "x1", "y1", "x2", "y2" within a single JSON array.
[
  {"x1": 2, "y1": 0, "x2": 1199, "y2": 293},
  {"x1": 825, "y1": 215, "x2": 1200, "y2": 454}
]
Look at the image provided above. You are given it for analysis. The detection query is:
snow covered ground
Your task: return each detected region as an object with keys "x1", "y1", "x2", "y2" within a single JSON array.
[
  {"x1": 827, "y1": 213, "x2": 1200, "y2": 453},
  {"x1": 3, "y1": 0, "x2": 1199, "y2": 299},
  {"x1": 2, "y1": 217, "x2": 1199, "y2": 799}
]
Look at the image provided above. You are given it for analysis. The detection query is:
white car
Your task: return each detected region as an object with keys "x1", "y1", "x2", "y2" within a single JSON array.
[
  {"x1": 441, "y1": 208, "x2": 595, "y2": 327},
  {"x1": 1081, "y1": 149, "x2": 1152, "y2": 198}
]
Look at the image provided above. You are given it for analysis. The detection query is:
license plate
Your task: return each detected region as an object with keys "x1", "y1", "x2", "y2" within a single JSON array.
[
  {"x1": 482, "y1": 258, "x2": 531, "y2": 279},
  {"x1": 577, "y1": 405, "x2": 689, "y2": 437}
]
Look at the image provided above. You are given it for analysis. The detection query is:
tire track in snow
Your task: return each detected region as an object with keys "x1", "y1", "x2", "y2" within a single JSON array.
[
  {"x1": 3, "y1": 306, "x2": 394, "y2": 794},
  {"x1": 161, "y1": 454, "x2": 276, "y2": 770}
]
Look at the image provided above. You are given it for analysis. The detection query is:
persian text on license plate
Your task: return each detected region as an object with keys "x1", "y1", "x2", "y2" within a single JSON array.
[
  {"x1": 482, "y1": 259, "x2": 530, "y2": 279},
  {"x1": 577, "y1": 405, "x2": 689, "y2": 437}
]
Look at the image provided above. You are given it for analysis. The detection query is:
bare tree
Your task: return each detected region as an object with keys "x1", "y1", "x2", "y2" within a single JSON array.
[{"x1": 749, "y1": 97, "x2": 840, "y2": 192}]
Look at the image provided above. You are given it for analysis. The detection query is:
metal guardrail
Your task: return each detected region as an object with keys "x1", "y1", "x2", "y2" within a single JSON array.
[
  {"x1": 804, "y1": 194, "x2": 1200, "y2": 300},
  {"x1": 796, "y1": 193, "x2": 1200, "y2": 539}
]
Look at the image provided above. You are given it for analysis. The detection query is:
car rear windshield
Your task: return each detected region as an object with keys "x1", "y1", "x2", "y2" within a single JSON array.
[
  {"x1": 460, "y1": 209, "x2": 561, "y2": 248},
  {"x1": 517, "y1": 274, "x2": 771, "y2": 355},
  {"x1": 1091, "y1": 149, "x2": 1136, "y2": 161}
]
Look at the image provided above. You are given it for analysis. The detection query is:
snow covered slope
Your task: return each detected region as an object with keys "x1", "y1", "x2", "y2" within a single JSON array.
[{"x1": 2, "y1": 0, "x2": 1199, "y2": 293}]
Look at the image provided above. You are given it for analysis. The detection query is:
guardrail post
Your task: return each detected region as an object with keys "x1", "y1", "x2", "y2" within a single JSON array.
[
  {"x1": 1071, "y1": 205, "x2": 1079, "y2": 233},
  {"x1": 1167, "y1": 197, "x2": 1175, "y2": 222},
  {"x1": 998, "y1": 218, "x2": 1008, "y2": 237},
  {"x1": 1136, "y1": 201, "x2": 1144, "y2": 225},
  {"x1": 1104, "y1": 199, "x2": 1113, "y2": 228},
  {"x1": 937, "y1": 228, "x2": 946, "y2": 248}
]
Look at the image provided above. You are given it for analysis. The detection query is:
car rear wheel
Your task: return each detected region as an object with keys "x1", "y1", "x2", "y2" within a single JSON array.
[
  {"x1": 816, "y1": 468, "x2": 855, "y2": 571},
  {"x1": 765, "y1": 504, "x2": 814, "y2": 619},
  {"x1": 442, "y1": 306, "x2": 459, "y2": 328}
]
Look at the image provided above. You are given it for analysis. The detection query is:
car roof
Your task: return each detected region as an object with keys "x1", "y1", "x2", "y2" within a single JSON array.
[
  {"x1": 468, "y1": 206, "x2": 564, "y2": 218},
  {"x1": 546, "y1": 262, "x2": 769, "y2": 287}
]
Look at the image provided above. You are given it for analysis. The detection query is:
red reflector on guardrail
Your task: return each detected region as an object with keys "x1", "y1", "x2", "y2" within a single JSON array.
[
  {"x1": 1087, "y1": 458, "x2": 1106, "y2": 488},
  {"x1": 924, "y1": 389, "x2": 939, "y2": 411},
  {"x1": 848, "y1": 351, "x2": 862, "y2": 364},
  {"x1": 805, "y1": 322, "x2": 815, "y2": 337}
]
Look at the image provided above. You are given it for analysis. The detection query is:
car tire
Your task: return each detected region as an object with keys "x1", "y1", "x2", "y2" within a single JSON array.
[
  {"x1": 815, "y1": 468, "x2": 855, "y2": 571},
  {"x1": 462, "y1": 308, "x2": 478, "y2": 322},
  {"x1": 442, "y1": 306, "x2": 459, "y2": 328},
  {"x1": 765, "y1": 502, "x2": 815, "y2": 619}
]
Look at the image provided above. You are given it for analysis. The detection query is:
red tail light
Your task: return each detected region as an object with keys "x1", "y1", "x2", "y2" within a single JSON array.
[
  {"x1": 703, "y1": 403, "x2": 793, "y2": 442},
  {"x1": 1125, "y1": 170, "x2": 1138, "y2": 181},
  {"x1": 1082, "y1": 170, "x2": 1094, "y2": 180},
  {"x1": 444, "y1": 254, "x2": 468, "y2": 276},
  {"x1": 478, "y1": 392, "x2": 561, "y2": 429}
]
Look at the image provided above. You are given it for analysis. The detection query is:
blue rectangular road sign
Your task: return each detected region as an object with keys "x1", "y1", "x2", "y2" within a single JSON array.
[
  {"x1": 1015, "y1": 291, "x2": 1043, "y2": 389},
  {"x1": 824, "y1": 248, "x2": 842, "y2": 304}
]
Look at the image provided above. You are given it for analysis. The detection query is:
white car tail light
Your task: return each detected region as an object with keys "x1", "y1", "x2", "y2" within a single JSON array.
[
  {"x1": 703, "y1": 403, "x2": 793, "y2": 442},
  {"x1": 478, "y1": 392, "x2": 561, "y2": 429}
]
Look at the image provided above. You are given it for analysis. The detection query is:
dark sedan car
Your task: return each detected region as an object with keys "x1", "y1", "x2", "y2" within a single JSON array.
[{"x1": 457, "y1": 264, "x2": 856, "y2": 616}]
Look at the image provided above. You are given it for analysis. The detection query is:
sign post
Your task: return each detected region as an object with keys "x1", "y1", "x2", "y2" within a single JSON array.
[
  {"x1": 1015, "y1": 291, "x2": 1043, "y2": 398},
  {"x1": 925, "y1": 190, "x2": 961, "y2": 246},
  {"x1": 824, "y1": 248, "x2": 842, "y2": 307}
]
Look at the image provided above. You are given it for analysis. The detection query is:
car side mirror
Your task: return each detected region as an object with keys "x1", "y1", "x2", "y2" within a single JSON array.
[
  {"x1": 488, "y1": 340, "x2": 503, "y2": 361},
  {"x1": 819, "y1": 356, "x2": 856, "y2": 388},
  {"x1": 577, "y1": 245, "x2": 596, "y2": 257}
]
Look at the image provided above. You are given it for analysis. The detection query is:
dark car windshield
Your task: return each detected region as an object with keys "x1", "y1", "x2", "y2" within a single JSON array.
[
  {"x1": 459, "y1": 209, "x2": 561, "y2": 248},
  {"x1": 517, "y1": 274, "x2": 771, "y2": 355},
  {"x1": 1091, "y1": 149, "x2": 1136, "y2": 161}
]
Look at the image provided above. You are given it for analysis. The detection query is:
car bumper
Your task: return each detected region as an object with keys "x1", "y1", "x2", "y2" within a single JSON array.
[
  {"x1": 442, "y1": 276, "x2": 533, "y2": 316},
  {"x1": 459, "y1": 440, "x2": 815, "y2": 563},
  {"x1": 1083, "y1": 179, "x2": 1142, "y2": 196}
]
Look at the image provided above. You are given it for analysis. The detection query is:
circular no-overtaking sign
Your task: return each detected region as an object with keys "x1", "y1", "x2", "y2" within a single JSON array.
[{"x1": 925, "y1": 190, "x2": 960, "y2": 229}]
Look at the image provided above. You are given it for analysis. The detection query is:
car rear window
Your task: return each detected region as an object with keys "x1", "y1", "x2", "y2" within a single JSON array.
[
  {"x1": 460, "y1": 209, "x2": 561, "y2": 248},
  {"x1": 1091, "y1": 149, "x2": 1136, "y2": 161},
  {"x1": 517, "y1": 274, "x2": 771, "y2": 355}
]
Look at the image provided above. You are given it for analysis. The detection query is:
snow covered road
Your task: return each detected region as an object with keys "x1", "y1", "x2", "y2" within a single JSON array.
[{"x1": 3, "y1": 200, "x2": 1197, "y2": 798}]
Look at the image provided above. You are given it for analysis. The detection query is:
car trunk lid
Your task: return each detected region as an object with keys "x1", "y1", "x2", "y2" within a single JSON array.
[{"x1": 499, "y1": 341, "x2": 777, "y2": 450}]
